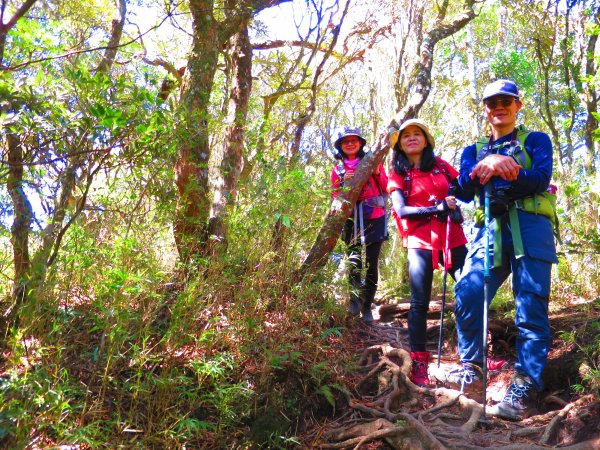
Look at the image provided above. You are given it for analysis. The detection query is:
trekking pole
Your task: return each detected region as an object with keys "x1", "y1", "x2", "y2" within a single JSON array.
[
  {"x1": 482, "y1": 183, "x2": 492, "y2": 421},
  {"x1": 437, "y1": 214, "x2": 452, "y2": 368}
]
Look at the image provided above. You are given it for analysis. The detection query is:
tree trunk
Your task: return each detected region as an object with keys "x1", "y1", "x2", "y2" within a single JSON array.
[
  {"x1": 3, "y1": 0, "x2": 125, "y2": 322},
  {"x1": 173, "y1": 1, "x2": 220, "y2": 261},
  {"x1": 0, "y1": 0, "x2": 38, "y2": 66},
  {"x1": 1, "y1": 1, "x2": 40, "y2": 321},
  {"x1": 534, "y1": 36, "x2": 563, "y2": 173},
  {"x1": 560, "y1": 10, "x2": 577, "y2": 172},
  {"x1": 581, "y1": 15, "x2": 599, "y2": 176},
  {"x1": 174, "y1": 0, "x2": 292, "y2": 263},
  {"x1": 298, "y1": 0, "x2": 477, "y2": 279},
  {"x1": 466, "y1": 23, "x2": 480, "y2": 136},
  {"x1": 95, "y1": 0, "x2": 126, "y2": 74},
  {"x1": 6, "y1": 132, "x2": 32, "y2": 316},
  {"x1": 208, "y1": 25, "x2": 253, "y2": 250}
]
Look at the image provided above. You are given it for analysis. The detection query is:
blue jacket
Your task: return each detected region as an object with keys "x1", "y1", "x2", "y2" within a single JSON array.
[
  {"x1": 457, "y1": 129, "x2": 557, "y2": 264},
  {"x1": 456, "y1": 130, "x2": 553, "y2": 205}
]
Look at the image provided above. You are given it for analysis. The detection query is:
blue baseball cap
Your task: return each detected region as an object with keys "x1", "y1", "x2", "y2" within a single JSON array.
[{"x1": 482, "y1": 79, "x2": 520, "y2": 101}]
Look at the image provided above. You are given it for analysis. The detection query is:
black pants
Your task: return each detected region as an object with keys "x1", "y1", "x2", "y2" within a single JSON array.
[
  {"x1": 347, "y1": 241, "x2": 383, "y2": 306},
  {"x1": 408, "y1": 245, "x2": 467, "y2": 352}
]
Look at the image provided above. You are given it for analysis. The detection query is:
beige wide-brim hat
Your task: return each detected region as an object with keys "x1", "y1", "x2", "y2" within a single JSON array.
[{"x1": 389, "y1": 118, "x2": 435, "y2": 150}]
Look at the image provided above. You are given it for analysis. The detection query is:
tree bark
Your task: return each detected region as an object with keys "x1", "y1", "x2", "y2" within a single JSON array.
[
  {"x1": 581, "y1": 9, "x2": 599, "y2": 175},
  {"x1": 534, "y1": 24, "x2": 563, "y2": 173},
  {"x1": 298, "y1": 0, "x2": 477, "y2": 279},
  {"x1": 95, "y1": 0, "x2": 126, "y2": 74},
  {"x1": 560, "y1": 10, "x2": 577, "y2": 170},
  {"x1": 1, "y1": 0, "x2": 39, "y2": 317},
  {"x1": 6, "y1": 132, "x2": 32, "y2": 315},
  {"x1": 174, "y1": 0, "x2": 292, "y2": 262},
  {"x1": 0, "y1": 0, "x2": 38, "y2": 67},
  {"x1": 208, "y1": 25, "x2": 253, "y2": 249}
]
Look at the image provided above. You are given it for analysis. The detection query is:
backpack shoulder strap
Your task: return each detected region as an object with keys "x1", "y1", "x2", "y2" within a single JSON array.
[
  {"x1": 475, "y1": 126, "x2": 532, "y2": 169},
  {"x1": 475, "y1": 138, "x2": 491, "y2": 162},
  {"x1": 435, "y1": 158, "x2": 453, "y2": 184},
  {"x1": 511, "y1": 125, "x2": 531, "y2": 169},
  {"x1": 334, "y1": 162, "x2": 346, "y2": 186}
]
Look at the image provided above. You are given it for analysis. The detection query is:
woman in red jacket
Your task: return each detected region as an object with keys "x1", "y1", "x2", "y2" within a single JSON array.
[
  {"x1": 331, "y1": 127, "x2": 388, "y2": 322},
  {"x1": 387, "y1": 119, "x2": 467, "y2": 385}
]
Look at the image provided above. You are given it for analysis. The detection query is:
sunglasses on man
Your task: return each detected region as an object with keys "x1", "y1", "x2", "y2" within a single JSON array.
[{"x1": 484, "y1": 96, "x2": 517, "y2": 109}]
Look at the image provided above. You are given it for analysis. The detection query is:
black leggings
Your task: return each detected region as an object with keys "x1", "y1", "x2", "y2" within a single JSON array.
[
  {"x1": 347, "y1": 241, "x2": 383, "y2": 305},
  {"x1": 408, "y1": 245, "x2": 467, "y2": 352}
]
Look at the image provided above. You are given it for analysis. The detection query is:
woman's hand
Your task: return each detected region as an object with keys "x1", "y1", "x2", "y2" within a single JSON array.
[{"x1": 444, "y1": 196, "x2": 457, "y2": 210}]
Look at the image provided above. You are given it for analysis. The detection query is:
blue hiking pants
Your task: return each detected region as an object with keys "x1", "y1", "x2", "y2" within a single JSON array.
[{"x1": 454, "y1": 211, "x2": 556, "y2": 390}]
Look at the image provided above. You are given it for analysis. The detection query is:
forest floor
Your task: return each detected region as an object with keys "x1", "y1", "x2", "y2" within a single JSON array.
[{"x1": 305, "y1": 296, "x2": 600, "y2": 449}]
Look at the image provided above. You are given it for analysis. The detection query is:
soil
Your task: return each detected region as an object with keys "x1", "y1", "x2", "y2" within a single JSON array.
[{"x1": 304, "y1": 297, "x2": 600, "y2": 449}]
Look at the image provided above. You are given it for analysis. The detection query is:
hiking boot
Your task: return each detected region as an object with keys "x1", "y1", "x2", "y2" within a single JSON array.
[
  {"x1": 348, "y1": 292, "x2": 362, "y2": 316},
  {"x1": 488, "y1": 372, "x2": 536, "y2": 421},
  {"x1": 487, "y1": 357, "x2": 509, "y2": 372},
  {"x1": 434, "y1": 362, "x2": 483, "y2": 394},
  {"x1": 410, "y1": 352, "x2": 431, "y2": 387},
  {"x1": 361, "y1": 303, "x2": 374, "y2": 322}
]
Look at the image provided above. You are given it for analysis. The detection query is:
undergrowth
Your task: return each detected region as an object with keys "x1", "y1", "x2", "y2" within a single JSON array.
[
  {"x1": 0, "y1": 164, "x2": 356, "y2": 449},
  {"x1": 0, "y1": 165, "x2": 599, "y2": 448}
]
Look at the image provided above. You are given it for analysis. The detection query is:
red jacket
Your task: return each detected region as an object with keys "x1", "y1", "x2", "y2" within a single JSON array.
[
  {"x1": 387, "y1": 157, "x2": 467, "y2": 267},
  {"x1": 331, "y1": 162, "x2": 388, "y2": 219}
]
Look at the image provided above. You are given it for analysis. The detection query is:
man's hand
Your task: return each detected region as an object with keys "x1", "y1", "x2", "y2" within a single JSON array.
[{"x1": 470, "y1": 154, "x2": 521, "y2": 184}]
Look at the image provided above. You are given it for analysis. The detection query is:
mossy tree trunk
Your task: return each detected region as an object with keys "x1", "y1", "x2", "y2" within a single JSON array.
[
  {"x1": 173, "y1": 0, "x2": 292, "y2": 263},
  {"x1": 208, "y1": 26, "x2": 253, "y2": 253}
]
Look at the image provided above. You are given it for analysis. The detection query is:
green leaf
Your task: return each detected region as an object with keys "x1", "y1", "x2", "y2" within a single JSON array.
[
  {"x1": 316, "y1": 385, "x2": 336, "y2": 407},
  {"x1": 321, "y1": 327, "x2": 343, "y2": 339}
]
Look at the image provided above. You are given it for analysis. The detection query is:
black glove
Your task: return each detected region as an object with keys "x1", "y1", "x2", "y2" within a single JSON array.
[
  {"x1": 449, "y1": 205, "x2": 464, "y2": 224},
  {"x1": 435, "y1": 200, "x2": 450, "y2": 222}
]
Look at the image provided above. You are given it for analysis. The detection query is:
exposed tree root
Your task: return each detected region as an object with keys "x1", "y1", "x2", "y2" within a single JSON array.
[
  {"x1": 486, "y1": 438, "x2": 600, "y2": 450},
  {"x1": 538, "y1": 395, "x2": 596, "y2": 446},
  {"x1": 318, "y1": 331, "x2": 600, "y2": 449}
]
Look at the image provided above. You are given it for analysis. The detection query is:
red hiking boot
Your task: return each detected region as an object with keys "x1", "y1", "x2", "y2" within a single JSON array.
[
  {"x1": 487, "y1": 357, "x2": 509, "y2": 372},
  {"x1": 410, "y1": 351, "x2": 431, "y2": 387}
]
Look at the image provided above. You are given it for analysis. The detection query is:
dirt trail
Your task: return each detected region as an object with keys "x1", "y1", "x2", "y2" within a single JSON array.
[{"x1": 310, "y1": 300, "x2": 600, "y2": 449}]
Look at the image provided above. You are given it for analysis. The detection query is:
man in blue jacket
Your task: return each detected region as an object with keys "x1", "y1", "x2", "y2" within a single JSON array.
[{"x1": 435, "y1": 79, "x2": 558, "y2": 420}]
